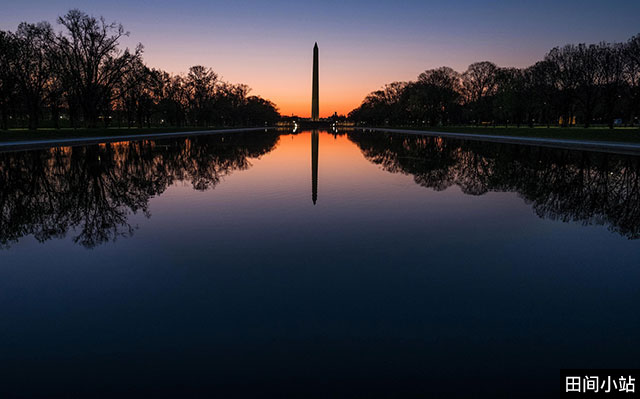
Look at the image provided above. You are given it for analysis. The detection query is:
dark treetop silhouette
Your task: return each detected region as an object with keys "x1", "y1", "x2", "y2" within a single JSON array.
[
  {"x1": 0, "y1": 9, "x2": 280, "y2": 131},
  {"x1": 349, "y1": 35, "x2": 640, "y2": 130}
]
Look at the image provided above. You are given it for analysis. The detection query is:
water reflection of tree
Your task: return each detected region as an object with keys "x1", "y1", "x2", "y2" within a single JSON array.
[
  {"x1": 348, "y1": 131, "x2": 640, "y2": 239},
  {"x1": 0, "y1": 132, "x2": 279, "y2": 248}
]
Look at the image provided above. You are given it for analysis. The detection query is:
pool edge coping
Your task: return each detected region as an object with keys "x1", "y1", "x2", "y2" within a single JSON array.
[{"x1": 0, "y1": 127, "x2": 276, "y2": 152}]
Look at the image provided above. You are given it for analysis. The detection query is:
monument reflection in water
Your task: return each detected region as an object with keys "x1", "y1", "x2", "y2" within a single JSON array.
[
  {"x1": 0, "y1": 130, "x2": 639, "y2": 398},
  {"x1": 312, "y1": 129, "x2": 319, "y2": 204}
]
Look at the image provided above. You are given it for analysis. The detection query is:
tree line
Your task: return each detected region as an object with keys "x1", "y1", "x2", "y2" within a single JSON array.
[
  {"x1": 0, "y1": 9, "x2": 280, "y2": 131},
  {"x1": 349, "y1": 35, "x2": 640, "y2": 129}
]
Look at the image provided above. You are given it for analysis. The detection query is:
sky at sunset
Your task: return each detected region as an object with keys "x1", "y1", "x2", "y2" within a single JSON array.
[{"x1": 3, "y1": 0, "x2": 640, "y2": 117}]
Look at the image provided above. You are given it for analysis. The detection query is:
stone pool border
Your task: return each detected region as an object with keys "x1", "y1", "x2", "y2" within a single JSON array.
[
  {"x1": 358, "y1": 127, "x2": 640, "y2": 156},
  {"x1": 0, "y1": 127, "x2": 276, "y2": 153}
]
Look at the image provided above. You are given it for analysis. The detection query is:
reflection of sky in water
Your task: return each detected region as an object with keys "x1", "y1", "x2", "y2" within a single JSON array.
[{"x1": 1, "y1": 130, "x2": 639, "y2": 397}]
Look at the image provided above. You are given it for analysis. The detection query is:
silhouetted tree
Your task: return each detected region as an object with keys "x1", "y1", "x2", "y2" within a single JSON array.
[
  {"x1": 598, "y1": 42, "x2": 626, "y2": 129},
  {"x1": 348, "y1": 82, "x2": 407, "y2": 125},
  {"x1": 526, "y1": 60, "x2": 556, "y2": 127},
  {"x1": 348, "y1": 34, "x2": 640, "y2": 130},
  {"x1": 493, "y1": 67, "x2": 527, "y2": 127},
  {"x1": 625, "y1": 35, "x2": 640, "y2": 126},
  {"x1": 0, "y1": 9, "x2": 281, "y2": 131},
  {"x1": 10, "y1": 22, "x2": 55, "y2": 130},
  {"x1": 462, "y1": 61, "x2": 498, "y2": 124},
  {"x1": 574, "y1": 44, "x2": 601, "y2": 128},
  {"x1": 114, "y1": 59, "x2": 157, "y2": 128},
  {"x1": 402, "y1": 67, "x2": 461, "y2": 126},
  {"x1": 0, "y1": 30, "x2": 17, "y2": 130},
  {"x1": 243, "y1": 96, "x2": 280, "y2": 125},
  {"x1": 55, "y1": 9, "x2": 144, "y2": 128},
  {"x1": 215, "y1": 82, "x2": 249, "y2": 125},
  {"x1": 185, "y1": 65, "x2": 218, "y2": 127}
]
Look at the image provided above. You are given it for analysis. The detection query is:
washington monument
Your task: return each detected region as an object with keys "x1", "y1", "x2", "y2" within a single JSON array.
[
  {"x1": 311, "y1": 43, "x2": 319, "y2": 205},
  {"x1": 311, "y1": 42, "x2": 319, "y2": 121}
]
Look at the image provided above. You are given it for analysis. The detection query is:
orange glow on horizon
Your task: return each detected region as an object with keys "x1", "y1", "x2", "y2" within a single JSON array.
[
  {"x1": 270, "y1": 94, "x2": 365, "y2": 118},
  {"x1": 142, "y1": 45, "x2": 394, "y2": 118}
]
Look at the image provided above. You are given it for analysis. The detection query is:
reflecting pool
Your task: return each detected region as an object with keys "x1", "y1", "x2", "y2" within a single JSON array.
[{"x1": 1, "y1": 129, "x2": 639, "y2": 397}]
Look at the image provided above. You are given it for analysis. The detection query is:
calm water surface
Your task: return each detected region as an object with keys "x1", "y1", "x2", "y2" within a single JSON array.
[{"x1": 1, "y1": 129, "x2": 639, "y2": 397}]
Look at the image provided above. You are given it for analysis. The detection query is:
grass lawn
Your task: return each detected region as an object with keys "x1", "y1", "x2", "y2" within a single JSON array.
[
  {"x1": 0, "y1": 126, "x2": 260, "y2": 143},
  {"x1": 380, "y1": 125, "x2": 640, "y2": 144}
]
